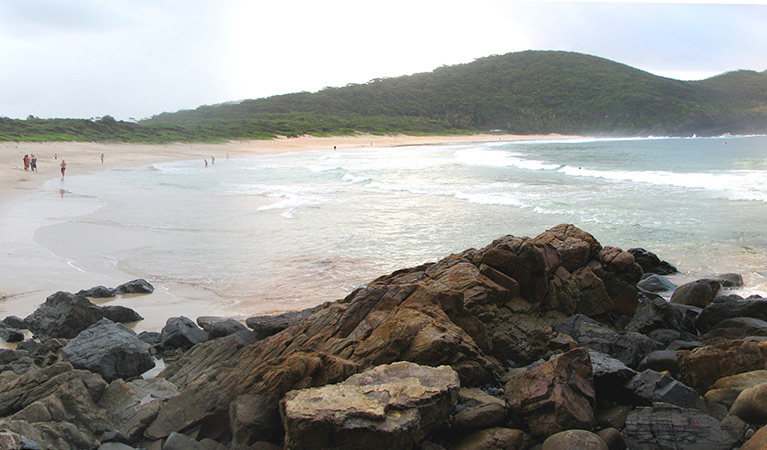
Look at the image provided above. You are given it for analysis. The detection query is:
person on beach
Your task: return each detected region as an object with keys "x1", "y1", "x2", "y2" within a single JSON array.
[
  {"x1": 23, "y1": 155, "x2": 29, "y2": 171},
  {"x1": 211, "y1": 156, "x2": 215, "y2": 164},
  {"x1": 30, "y1": 154, "x2": 37, "y2": 172},
  {"x1": 101, "y1": 153, "x2": 104, "y2": 164},
  {"x1": 60, "y1": 160, "x2": 67, "y2": 177},
  {"x1": 204, "y1": 159, "x2": 208, "y2": 167}
]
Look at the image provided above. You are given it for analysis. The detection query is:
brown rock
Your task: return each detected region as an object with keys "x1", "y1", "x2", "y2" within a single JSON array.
[
  {"x1": 505, "y1": 348, "x2": 595, "y2": 438},
  {"x1": 730, "y1": 382, "x2": 767, "y2": 423},
  {"x1": 281, "y1": 362, "x2": 459, "y2": 450},
  {"x1": 451, "y1": 427, "x2": 532, "y2": 450},
  {"x1": 542, "y1": 429, "x2": 608, "y2": 450},
  {"x1": 453, "y1": 387, "x2": 508, "y2": 432},
  {"x1": 704, "y1": 369, "x2": 767, "y2": 409},
  {"x1": 741, "y1": 424, "x2": 767, "y2": 450},
  {"x1": 678, "y1": 340, "x2": 767, "y2": 391},
  {"x1": 534, "y1": 224, "x2": 601, "y2": 273}
]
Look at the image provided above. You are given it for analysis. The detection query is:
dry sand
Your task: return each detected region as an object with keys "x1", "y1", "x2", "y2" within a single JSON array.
[{"x1": 0, "y1": 133, "x2": 571, "y2": 339}]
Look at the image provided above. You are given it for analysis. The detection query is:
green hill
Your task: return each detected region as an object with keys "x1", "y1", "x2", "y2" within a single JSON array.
[{"x1": 2, "y1": 51, "x2": 767, "y2": 142}]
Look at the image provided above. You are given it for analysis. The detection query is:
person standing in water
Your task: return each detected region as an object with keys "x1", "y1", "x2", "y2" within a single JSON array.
[{"x1": 60, "y1": 160, "x2": 67, "y2": 177}]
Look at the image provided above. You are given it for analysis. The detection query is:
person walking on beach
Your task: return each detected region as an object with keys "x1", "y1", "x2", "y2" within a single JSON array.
[
  {"x1": 30, "y1": 154, "x2": 37, "y2": 172},
  {"x1": 204, "y1": 159, "x2": 208, "y2": 167},
  {"x1": 60, "y1": 160, "x2": 67, "y2": 177},
  {"x1": 101, "y1": 153, "x2": 104, "y2": 164},
  {"x1": 211, "y1": 156, "x2": 215, "y2": 164},
  {"x1": 23, "y1": 155, "x2": 29, "y2": 171}
]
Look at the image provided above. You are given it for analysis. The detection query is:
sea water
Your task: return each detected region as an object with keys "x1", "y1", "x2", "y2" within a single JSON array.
[{"x1": 32, "y1": 135, "x2": 767, "y2": 314}]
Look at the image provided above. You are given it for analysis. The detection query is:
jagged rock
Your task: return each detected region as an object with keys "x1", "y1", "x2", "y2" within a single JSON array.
[
  {"x1": 595, "y1": 405, "x2": 632, "y2": 430},
  {"x1": 678, "y1": 340, "x2": 767, "y2": 391},
  {"x1": 626, "y1": 295, "x2": 684, "y2": 334},
  {"x1": 622, "y1": 369, "x2": 704, "y2": 409},
  {"x1": 703, "y1": 317, "x2": 767, "y2": 340},
  {"x1": 627, "y1": 248, "x2": 678, "y2": 275},
  {"x1": 637, "y1": 273, "x2": 677, "y2": 292},
  {"x1": 229, "y1": 393, "x2": 281, "y2": 447},
  {"x1": 98, "y1": 377, "x2": 178, "y2": 443},
  {"x1": 0, "y1": 348, "x2": 34, "y2": 375},
  {"x1": 554, "y1": 314, "x2": 662, "y2": 367},
  {"x1": 197, "y1": 316, "x2": 248, "y2": 339},
  {"x1": 704, "y1": 370, "x2": 767, "y2": 409},
  {"x1": 245, "y1": 308, "x2": 315, "y2": 339},
  {"x1": 62, "y1": 318, "x2": 155, "y2": 382},
  {"x1": 162, "y1": 431, "x2": 206, "y2": 450},
  {"x1": 451, "y1": 427, "x2": 532, "y2": 450},
  {"x1": 114, "y1": 279, "x2": 154, "y2": 295},
  {"x1": 696, "y1": 298, "x2": 767, "y2": 332},
  {"x1": 542, "y1": 266, "x2": 614, "y2": 317},
  {"x1": 160, "y1": 317, "x2": 209, "y2": 350},
  {"x1": 670, "y1": 279, "x2": 721, "y2": 308},
  {"x1": 2, "y1": 316, "x2": 27, "y2": 329},
  {"x1": 0, "y1": 420, "x2": 99, "y2": 450},
  {"x1": 730, "y1": 382, "x2": 767, "y2": 423},
  {"x1": 281, "y1": 362, "x2": 459, "y2": 450},
  {"x1": 637, "y1": 350, "x2": 681, "y2": 378},
  {"x1": 534, "y1": 224, "x2": 601, "y2": 273},
  {"x1": 453, "y1": 387, "x2": 508, "y2": 432},
  {"x1": 0, "y1": 323, "x2": 24, "y2": 343},
  {"x1": 588, "y1": 350, "x2": 637, "y2": 400},
  {"x1": 625, "y1": 402, "x2": 738, "y2": 450},
  {"x1": 542, "y1": 429, "x2": 608, "y2": 450},
  {"x1": 474, "y1": 234, "x2": 549, "y2": 303},
  {"x1": 137, "y1": 331, "x2": 161, "y2": 346},
  {"x1": 0, "y1": 430, "x2": 41, "y2": 450},
  {"x1": 24, "y1": 291, "x2": 143, "y2": 340},
  {"x1": 97, "y1": 443, "x2": 137, "y2": 450},
  {"x1": 589, "y1": 246, "x2": 643, "y2": 316},
  {"x1": 505, "y1": 348, "x2": 595, "y2": 439},
  {"x1": 76, "y1": 285, "x2": 117, "y2": 298}
]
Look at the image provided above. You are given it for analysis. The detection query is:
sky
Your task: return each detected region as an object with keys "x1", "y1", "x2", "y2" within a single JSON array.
[{"x1": 1, "y1": 0, "x2": 766, "y2": 121}]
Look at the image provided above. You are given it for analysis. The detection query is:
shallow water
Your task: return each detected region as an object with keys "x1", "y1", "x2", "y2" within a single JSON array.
[{"x1": 28, "y1": 136, "x2": 767, "y2": 315}]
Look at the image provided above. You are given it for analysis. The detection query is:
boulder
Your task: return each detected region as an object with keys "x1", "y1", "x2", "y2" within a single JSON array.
[
  {"x1": 703, "y1": 317, "x2": 767, "y2": 340},
  {"x1": 76, "y1": 285, "x2": 117, "y2": 298},
  {"x1": 704, "y1": 370, "x2": 767, "y2": 409},
  {"x1": 505, "y1": 348, "x2": 595, "y2": 439},
  {"x1": 554, "y1": 314, "x2": 662, "y2": 367},
  {"x1": 696, "y1": 298, "x2": 767, "y2": 332},
  {"x1": 2, "y1": 316, "x2": 27, "y2": 329},
  {"x1": 453, "y1": 387, "x2": 508, "y2": 432},
  {"x1": 622, "y1": 369, "x2": 703, "y2": 409},
  {"x1": 596, "y1": 427, "x2": 626, "y2": 450},
  {"x1": 0, "y1": 323, "x2": 24, "y2": 343},
  {"x1": 542, "y1": 429, "x2": 608, "y2": 450},
  {"x1": 589, "y1": 246, "x2": 643, "y2": 316},
  {"x1": 637, "y1": 350, "x2": 681, "y2": 378},
  {"x1": 281, "y1": 362, "x2": 459, "y2": 450},
  {"x1": 534, "y1": 224, "x2": 601, "y2": 273},
  {"x1": 588, "y1": 350, "x2": 636, "y2": 400},
  {"x1": 163, "y1": 432, "x2": 206, "y2": 450},
  {"x1": 637, "y1": 274, "x2": 677, "y2": 293},
  {"x1": 542, "y1": 266, "x2": 614, "y2": 317},
  {"x1": 97, "y1": 377, "x2": 179, "y2": 443},
  {"x1": 678, "y1": 340, "x2": 767, "y2": 391},
  {"x1": 451, "y1": 427, "x2": 532, "y2": 450},
  {"x1": 24, "y1": 291, "x2": 142, "y2": 340},
  {"x1": 730, "y1": 382, "x2": 767, "y2": 423},
  {"x1": 114, "y1": 279, "x2": 154, "y2": 295},
  {"x1": 0, "y1": 348, "x2": 34, "y2": 375},
  {"x1": 670, "y1": 279, "x2": 721, "y2": 308},
  {"x1": 196, "y1": 316, "x2": 248, "y2": 339},
  {"x1": 625, "y1": 402, "x2": 738, "y2": 450},
  {"x1": 62, "y1": 319, "x2": 155, "y2": 382},
  {"x1": 245, "y1": 308, "x2": 315, "y2": 339},
  {"x1": 627, "y1": 248, "x2": 677, "y2": 275},
  {"x1": 229, "y1": 393, "x2": 282, "y2": 447},
  {"x1": 626, "y1": 295, "x2": 685, "y2": 334},
  {"x1": 713, "y1": 273, "x2": 744, "y2": 288},
  {"x1": 160, "y1": 316, "x2": 209, "y2": 350},
  {"x1": 742, "y1": 424, "x2": 767, "y2": 450}
]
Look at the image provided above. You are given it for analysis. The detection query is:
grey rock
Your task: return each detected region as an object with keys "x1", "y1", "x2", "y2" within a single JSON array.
[
  {"x1": 0, "y1": 323, "x2": 24, "y2": 343},
  {"x1": 197, "y1": 316, "x2": 248, "y2": 339},
  {"x1": 114, "y1": 279, "x2": 154, "y2": 295},
  {"x1": 2, "y1": 316, "x2": 28, "y2": 329},
  {"x1": 163, "y1": 432, "x2": 205, "y2": 450},
  {"x1": 98, "y1": 377, "x2": 179, "y2": 443},
  {"x1": 0, "y1": 348, "x2": 34, "y2": 375},
  {"x1": 696, "y1": 298, "x2": 767, "y2": 332},
  {"x1": 638, "y1": 274, "x2": 677, "y2": 292},
  {"x1": 77, "y1": 285, "x2": 117, "y2": 298},
  {"x1": 229, "y1": 393, "x2": 281, "y2": 447},
  {"x1": 245, "y1": 307, "x2": 315, "y2": 339},
  {"x1": 623, "y1": 370, "x2": 703, "y2": 409},
  {"x1": 637, "y1": 350, "x2": 681, "y2": 378},
  {"x1": 596, "y1": 427, "x2": 626, "y2": 450},
  {"x1": 542, "y1": 429, "x2": 608, "y2": 450},
  {"x1": 97, "y1": 443, "x2": 137, "y2": 450},
  {"x1": 713, "y1": 273, "x2": 744, "y2": 288},
  {"x1": 625, "y1": 402, "x2": 738, "y2": 450},
  {"x1": 160, "y1": 317, "x2": 208, "y2": 350},
  {"x1": 62, "y1": 318, "x2": 155, "y2": 382},
  {"x1": 627, "y1": 248, "x2": 677, "y2": 275},
  {"x1": 555, "y1": 314, "x2": 662, "y2": 367},
  {"x1": 588, "y1": 350, "x2": 637, "y2": 400},
  {"x1": 626, "y1": 295, "x2": 684, "y2": 334},
  {"x1": 670, "y1": 279, "x2": 721, "y2": 308},
  {"x1": 703, "y1": 316, "x2": 767, "y2": 340},
  {"x1": 24, "y1": 291, "x2": 143, "y2": 340}
]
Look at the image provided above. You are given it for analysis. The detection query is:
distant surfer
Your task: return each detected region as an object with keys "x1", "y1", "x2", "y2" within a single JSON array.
[{"x1": 60, "y1": 160, "x2": 67, "y2": 177}]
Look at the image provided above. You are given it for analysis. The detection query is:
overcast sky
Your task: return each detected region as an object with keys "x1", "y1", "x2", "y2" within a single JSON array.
[{"x1": 1, "y1": 0, "x2": 766, "y2": 121}]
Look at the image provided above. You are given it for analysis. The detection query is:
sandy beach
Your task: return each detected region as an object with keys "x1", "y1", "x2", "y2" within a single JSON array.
[{"x1": 0, "y1": 133, "x2": 568, "y2": 339}]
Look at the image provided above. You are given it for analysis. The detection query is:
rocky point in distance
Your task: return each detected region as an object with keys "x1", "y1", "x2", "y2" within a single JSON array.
[{"x1": 2, "y1": 224, "x2": 767, "y2": 450}]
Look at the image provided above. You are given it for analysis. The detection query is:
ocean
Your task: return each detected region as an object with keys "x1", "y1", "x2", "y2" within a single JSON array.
[{"x1": 28, "y1": 135, "x2": 767, "y2": 317}]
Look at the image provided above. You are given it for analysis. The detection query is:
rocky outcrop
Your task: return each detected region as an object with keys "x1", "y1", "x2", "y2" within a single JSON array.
[
  {"x1": 281, "y1": 362, "x2": 459, "y2": 450},
  {"x1": 76, "y1": 279, "x2": 155, "y2": 298},
  {"x1": 4, "y1": 225, "x2": 767, "y2": 449}
]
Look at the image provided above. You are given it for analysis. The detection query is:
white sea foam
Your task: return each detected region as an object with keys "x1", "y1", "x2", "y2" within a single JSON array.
[
  {"x1": 341, "y1": 173, "x2": 370, "y2": 183},
  {"x1": 454, "y1": 148, "x2": 561, "y2": 170}
]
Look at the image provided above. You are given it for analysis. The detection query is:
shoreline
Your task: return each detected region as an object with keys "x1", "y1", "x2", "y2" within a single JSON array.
[{"x1": 0, "y1": 133, "x2": 576, "y2": 335}]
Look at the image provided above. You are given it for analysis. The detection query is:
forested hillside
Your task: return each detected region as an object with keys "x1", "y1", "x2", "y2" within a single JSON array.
[{"x1": 2, "y1": 51, "x2": 766, "y2": 142}]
